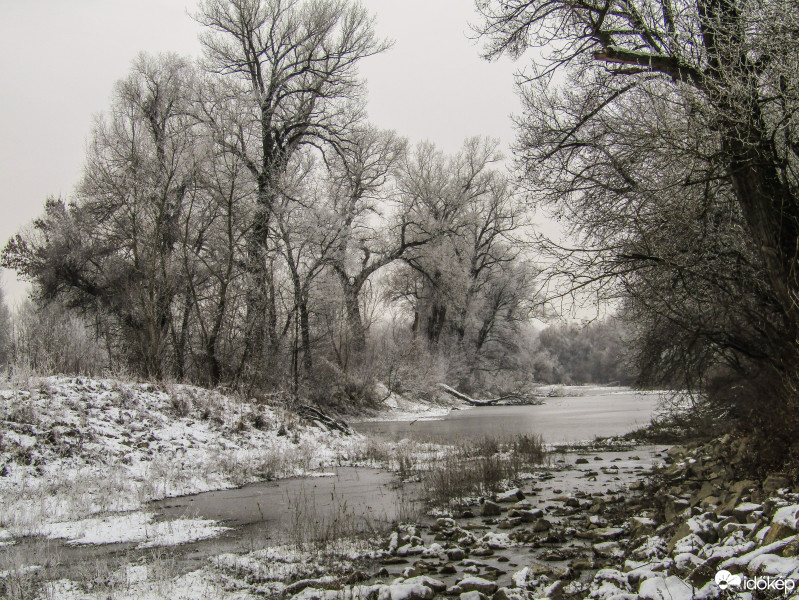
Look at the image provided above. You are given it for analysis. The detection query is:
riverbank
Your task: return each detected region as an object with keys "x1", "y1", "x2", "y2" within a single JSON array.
[
  {"x1": 5, "y1": 377, "x2": 796, "y2": 600},
  {"x1": 0, "y1": 376, "x2": 370, "y2": 536},
  {"x1": 6, "y1": 422, "x2": 798, "y2": 599}
]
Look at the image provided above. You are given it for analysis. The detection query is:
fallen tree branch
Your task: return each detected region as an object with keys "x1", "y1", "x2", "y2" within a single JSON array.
[
  {"x1": 297, "y1": 405, "x2": 354, "y2": 435},
  {"x1": 438, "y1": 384, "x2": 498, "y2": 406}
]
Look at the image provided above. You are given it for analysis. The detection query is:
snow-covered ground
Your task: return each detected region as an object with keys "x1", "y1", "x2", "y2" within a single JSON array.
[
  {"x1": 0, "y1": 376, "x2": 362, "y2": 537},
  {"x1": 41, "y1": 512, "x2": 229, "y2": 548}
]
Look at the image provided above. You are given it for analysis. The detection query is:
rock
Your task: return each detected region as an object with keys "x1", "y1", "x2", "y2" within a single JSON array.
[
  {"x1": 527, "y1": 561, "x2": 571, "y2": 579},
  {"x1": 763, "y1": 473, "x2": 792, "y2": 495},
  {"x1": 673, "y1": 552, "x2": 703, "y2": 574},
  {"x1": 747, "y1": 553, "x2": 799, "y2": 578},
  {"x1": 481, "y1": 500, "x2": 503, "y2": 517},
  {"x1": 293, "y1": 586, "x2": 381, "y2": 600},
  {"x1": 542, "y1": 580, "x2": 564, "y2": 599},
  {"x1": 638, "y1": 576, "x2": 693, "y2": 600},
  {"x1": 764, "y1": 505, "x2": 799, "y2": 544},
  {"x1": 782, "y1": 539, "x2": 799, "y2": 557},
  {"x1": 590, "y1": 527, "x2": 625, "y2": 541},
  {"x1": 575, "y1": 457, "x2": 589, "y2": 464},
  {"x1": 284, "y1": 579, "x2": 340, "y2": 597},
  {"x1": 565, "y1": 497, "x2": 581, "y2": 508},
  {"x1": 532, "y1": 518, "x2": 551, "y2": 532},
  {"x1": 396, "y1": 544, "x2": 425, "y2": 557},
  {"x1": 730, "y1": 502, "x2": 762, "y2": 522},
  {"x1": 497, "y1": 517, "x2": 522, "y2": 529},
  {"x1": 667, "y1": 515, "x2": 718, "y2": 552},
  {"x1": 433, "y1": 518, "x2": 456, "y2": 531},
  {"x1": 450, "y1": 577, "x2": 498, "y2": 596},
  {"x1": 402, "y1": 577, "x2": 447, "y2": 593},
  {"x1": 518, "y1": 509, "x2": 544, "y2": 523},
  {"x1": 664, "y1": 498, "x2": 691, "y2": 522},
  {"x1": 377, "y1": 583, "x2": 435, "y2": 600},
  {"x1": 629, "y1": 516, "x2": 656, "y2": 540},
  {"x1": 481, "y1": 532, "x2": 511, "y2": 549},
  {"x1": 592, "y1": 541, "x2": 624, "y2": 559},
  {"x1": 492, "y1": 588, "x2": 527, "y2": 600},
  {"x1": 496, "y1": 488, "x2": 525, "y2": 503},
  {"x1": 764, "y1": 522, "x2": 797, "y2": 545},
  {"x1": 446, "y1": 548, "x2": 466, "y2": 561},
  {"x1": 459, "y1": 592, "x2": 488, "y2": 600}
]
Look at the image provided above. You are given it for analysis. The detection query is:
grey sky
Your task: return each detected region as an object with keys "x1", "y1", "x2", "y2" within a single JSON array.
[{"x1": 0, "y1": 0, "x2": 521, "y2": 303}]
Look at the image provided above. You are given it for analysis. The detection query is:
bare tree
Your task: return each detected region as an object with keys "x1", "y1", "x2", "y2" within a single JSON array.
[
  {"x1": 325, "y1": 126, "x2": 422, "y2": 356},
  {"x1": 477, "y1": 0, "x2": 799, "y2": 449},
  {"x1": 3, "y1": 54, "x2": 202, "y2": 378},
  {"x1": 195, "y1": 0, "x2": 388, "y2": 375}
]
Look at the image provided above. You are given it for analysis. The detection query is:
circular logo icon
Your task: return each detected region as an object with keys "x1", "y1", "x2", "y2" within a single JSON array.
[{"x1": 715, "y1": 570, "x2": 742, "y2": 590}]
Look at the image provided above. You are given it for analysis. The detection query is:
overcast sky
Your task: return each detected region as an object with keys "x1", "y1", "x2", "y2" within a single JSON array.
[{"x1": 0, "y1": 0, "x2": 522, "y2": 303}]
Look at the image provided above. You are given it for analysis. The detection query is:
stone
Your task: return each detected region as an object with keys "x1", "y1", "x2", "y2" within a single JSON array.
[
  {"x1": 433, "y1": 518, "x2": 456, "y2": 531},
  {"x1": 402, "y1": 577, "x2": 447, "y2": 593},
  {"x1": 481, "y1": 500, "x2": 503, "y2": 517},
  {"x1": 492, "y1": 588, "x2": 527, "y2": 600},
  {"x1": 764, "y1": 522, "x2": 797, "y2": 545},
  {"x1": 496, "y1": 488, "x2": 525, "y2": 503},
  {"x1": 460, "y1": 592, "x2": 488, "y2": 600},
  {"x1": 763, "y1": 473, "x2": 792, "y2": 495},
  {"x1": 497, "y1": 517, "x2": 521, "y2": 529},
  {"x1": 664, "y1": 498, "x2": 691, "y2": 522},
  {"x1": 629, "y1": 516, "x2": 656, "y2": 540},
  {"x1": 532, "y1": 518, "x2": 552, "y2": 532},
  {"x1": 590, "y1": 527, "x2": 625, "y2": 541},
  {"x1": 377, "y1": 584, "x2": 435, "y2": 600},
  {"x1": 452, "y1": 577, "x2": 498, "y2": 595},
  {"x1": 447, "y1": 548, "x2": 466, "y2": 561},
  {"x1": 518, "y1": 509, "x2": 544, "y2": 523},
  {"x1": 592, "y1": 541, "x2": 624, "y2": 559},
  {"x1": 638, "y1": 575, "x2": 693, "y2": 600},
  {"x1": 575, "y1": 457, "x2": 589, "y2": 464}
]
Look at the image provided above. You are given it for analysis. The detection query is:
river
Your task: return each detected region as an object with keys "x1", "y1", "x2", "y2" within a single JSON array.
[
  {"x1": 9, "y1": 388, "x2": 661, "y2": 580},
  {"x1": 355, "y1": 390, "x2": 661, "y2": 443}
]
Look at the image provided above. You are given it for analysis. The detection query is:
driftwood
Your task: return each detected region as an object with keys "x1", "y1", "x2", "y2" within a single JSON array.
[
  {"x1": 438, "y1": 384, "x2": 498, "y2": 406},
  {"x1": 297, "y1": 405, "x2": 354, "y2": 435},
  {"x1": 438, "y1": 385, "x2": 541, "y2": 406}
]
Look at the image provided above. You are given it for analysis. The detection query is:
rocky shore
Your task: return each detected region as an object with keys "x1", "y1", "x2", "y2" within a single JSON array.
[{"x1": 283, "y1": 436, "x2": 799, "y2": 600}]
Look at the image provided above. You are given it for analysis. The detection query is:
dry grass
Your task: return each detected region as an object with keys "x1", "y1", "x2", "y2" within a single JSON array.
[{"x1": 423, "y1": 434, "x2": 547, "y2": 506}]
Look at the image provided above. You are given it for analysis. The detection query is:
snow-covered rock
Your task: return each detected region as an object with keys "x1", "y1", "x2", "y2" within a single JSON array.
[{"x1": 638, "y1": 576, "x2": 693, "y2": 600}]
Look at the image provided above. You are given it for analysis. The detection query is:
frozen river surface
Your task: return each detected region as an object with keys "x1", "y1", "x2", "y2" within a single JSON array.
[{"x1": 355, "y1": 390, "x2": 661, "y2": 444}]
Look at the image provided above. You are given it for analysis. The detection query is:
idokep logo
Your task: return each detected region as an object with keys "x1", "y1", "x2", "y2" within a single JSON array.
[
  {"x1": 715, "y1": 570, "x2": 742, "y2": 590},
  {"x1": 715, "y1": 569, "x2": 797, "y2": 594}
]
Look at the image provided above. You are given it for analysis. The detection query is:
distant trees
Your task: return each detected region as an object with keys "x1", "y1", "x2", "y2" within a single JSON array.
[{"x1": 529, "y1": 319, "x2": 634, "y2": 386}]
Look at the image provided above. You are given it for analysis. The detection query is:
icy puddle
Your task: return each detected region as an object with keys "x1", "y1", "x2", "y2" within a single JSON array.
[
  {"x1": 2, "y1": 467, "x2": 415, "y2": 580},
  {"x1": 150, "y1": 466, "x2": 412, "y2": 532}
]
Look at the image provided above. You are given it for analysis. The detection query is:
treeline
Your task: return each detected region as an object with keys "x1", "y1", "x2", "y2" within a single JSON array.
[
  {"x1": 528, "y1": 320, "x2": 634, "y2": 386},
  {"x1": 1, "y1": 0, "x2": 540, "y2": 403}
]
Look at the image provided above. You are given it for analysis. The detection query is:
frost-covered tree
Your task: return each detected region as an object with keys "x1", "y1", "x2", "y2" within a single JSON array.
[
  {"x1": 478, "y1": 0, "x2": 799, "y2": 452},
  {"x1": 195, "y1": 0, "x2": 388, "y2": 371}
]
